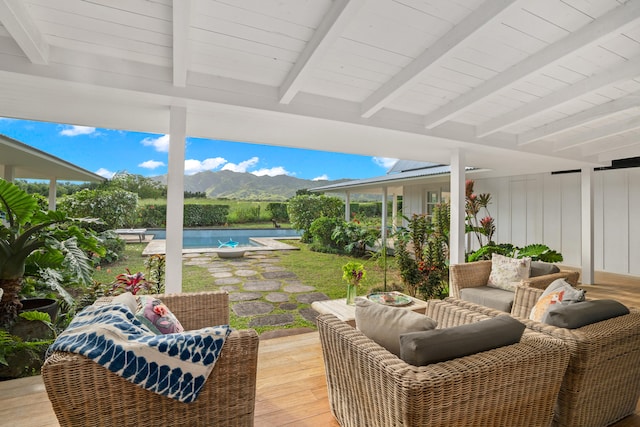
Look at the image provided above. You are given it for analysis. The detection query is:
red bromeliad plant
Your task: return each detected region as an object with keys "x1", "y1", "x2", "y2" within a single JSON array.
[
  {"x1": 111, "y1": 269, "x2": 150, "y2": 295},
  {"x1": 465, "y1": 180, "x2": 494, "y2": 248}
]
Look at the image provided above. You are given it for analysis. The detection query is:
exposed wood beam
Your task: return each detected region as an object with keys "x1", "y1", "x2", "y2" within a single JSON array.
[
  {"x1": 477, "y1": 55, "x2": 640, "y2": 137},
  {"x1": 424, "y1": 0, "x2": 640, "y2": 129},
  {"x1": 278, "y1": 0, "x2": 364, "y2": 104},
  {"x1": 360, "y1": 0, "x2": 520, "y2": 118},
  {"x1": 172, "y1": 0, "x2": 191, "y2": 87},
  {"x1": 518, "y1": 93, "x2": 640, "y2": 145},
  {"x1": 0, "y1": 0, "x2": 49, "y2": 64},
  {"x1": 553, "y1": 115, "x2": 640, "y2": 152}
]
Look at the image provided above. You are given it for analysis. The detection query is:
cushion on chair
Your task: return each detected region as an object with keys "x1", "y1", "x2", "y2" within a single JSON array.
[
  {"x1": 529, "y1": 279, "x2": 586, "y2": 323},
  {"x1": 529, "y1": 261, "x2": 560, "y2": 277},
  {"x1": 399, "y1": 314, "x2": 526, "y2": 366},
  {"x1": 545, "y1": 299, "x2": 629, "y2": 329},
  {"x1": 136, "y1": 295, "x2": 185, "y2": 335},
  {"x1": 355, "y1": 298, "x2": 437, "y2": 357},
  {"x1": 460, "y1": 286, "x2": 514, "y2": 312},
  {"x1": 486, "y1": 254, "x2": 531, "y2": 291}
]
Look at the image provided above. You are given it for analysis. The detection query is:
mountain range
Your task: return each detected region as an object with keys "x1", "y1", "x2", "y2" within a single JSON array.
[{"x1": 152, "y1": 170, "x2": 351, "y2": 201}]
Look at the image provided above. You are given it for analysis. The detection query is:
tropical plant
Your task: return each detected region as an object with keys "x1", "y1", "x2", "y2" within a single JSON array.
[
  {"x1": 394, "y1": 210, "x2": 449, "y2": 299},
  {"x1": 144, "y1": 254, "x2": 166, "y2": 294},
  {"x1": 110, "y1": 268, "x2": 150, "y2": 295},
  {"x1": 0, "y1": 179, "x2": 101, "y2": 324},
  {"x1": 467, "y1": 243, "x2": 563, "y2": 263},
  {"x1": 331, "y1": 220, "x2": 379, "y2": 257},
  {"x1": 465, "y1": 180, "x2": 495, "y2": 248}
]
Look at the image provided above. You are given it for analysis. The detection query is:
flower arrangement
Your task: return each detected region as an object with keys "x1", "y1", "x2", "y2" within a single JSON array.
[{"x1": 342, "y1": 261, "x2": 366, "y2": 305}]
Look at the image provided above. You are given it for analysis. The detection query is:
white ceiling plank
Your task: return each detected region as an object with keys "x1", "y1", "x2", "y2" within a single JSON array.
[
  {"x1": 477, "y1": 56, "x2": 640, "y2": 136},
  {"x1": 423, "y1": 0, "x2": 640, "y2": 129},
  {"x1": 172, "y1": 0, "x2": 190, "y2": 87},
  {"x1": 582, "y1": 134, "x2": 640, "y2": 157},
  {"x1": 597, "y1": 141, "x2": 640, "y2": 162},
  {"x1": 553, "y1": 115, "x2": 640, "y2": 152},
  {"x1": 0, "y1": 0, "x2": 49, "y2": 64},
  {"x1": 360, "y1": 0, "x2": 520, "y2": 118},
  {"x1": 518, "y1": 92, "x2": 640, "y2": 144},
  {"x1": 278, "y1": 0, "x2": 365, "y2": 104}
]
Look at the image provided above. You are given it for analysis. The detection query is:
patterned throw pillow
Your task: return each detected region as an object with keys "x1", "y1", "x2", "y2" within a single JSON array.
[
  {"x1": 135, "y1": 295, "x2": 185, "y2": 335},
  {"x1": 529, "y1": 279, "x2": 586, "y2": 323},
  {"x1": 487, "y1": 254, "x2": 531, "y2": 291}
]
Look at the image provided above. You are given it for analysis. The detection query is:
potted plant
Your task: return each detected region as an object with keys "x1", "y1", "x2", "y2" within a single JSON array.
[{"x1": 0, "y1": 179, "x2": 102, "y2": 325}]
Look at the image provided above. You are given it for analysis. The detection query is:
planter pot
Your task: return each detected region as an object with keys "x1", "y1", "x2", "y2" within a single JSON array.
[{"x1": 20, "y1": 298, "x2": 58, "y2": 322}]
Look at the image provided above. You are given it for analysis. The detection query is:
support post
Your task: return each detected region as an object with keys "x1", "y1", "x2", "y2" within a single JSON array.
[
  {"x1": 450, "y1": 150, "x2": 466, "y2": 265},
  {"x1": 581, "y1": 167, "x2": 594, "y2": 285},
  {"x1": 391, "y1": 193, "x2": 398, "y2": 232},
  {"x1": 344, "y1": 191, "x2": 351, "y2": 221},
  {"x1": 165, "y1": 106, "x2": 187, "y2": 293},
  {"x1": 48, "y1": 178, "x2": 57, "y2": 211},
  {"x1": 3, "y1": 165, "x2": 14, "y2": 182}
]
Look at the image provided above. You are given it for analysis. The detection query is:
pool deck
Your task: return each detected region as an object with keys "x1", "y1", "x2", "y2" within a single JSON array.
[{"x1": 141, "y1": 236, "x2": 300, "y2": 256}]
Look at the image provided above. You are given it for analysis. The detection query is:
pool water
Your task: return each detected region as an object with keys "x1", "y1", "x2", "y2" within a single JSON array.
[{"x1": 147, "y1": 228, "x2": 301, "y2": 248}]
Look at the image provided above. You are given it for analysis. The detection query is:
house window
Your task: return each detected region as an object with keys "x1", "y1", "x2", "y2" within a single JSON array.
[{"x1": 425, "y1": 189, "x2": 450, "y2": 218}]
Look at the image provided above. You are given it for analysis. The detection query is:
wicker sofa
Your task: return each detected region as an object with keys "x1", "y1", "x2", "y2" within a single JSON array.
[
  {"x1": 448, "y1": 293, "x2": 640, "y2": 427},
  {"x1": 42, "y1": 291, "x2": 259, "y2": 427},
  {"x1": 449, "y1": 259, "x2": 580, "y2": 313},
  {"x1": 317, "y1": 299, "x2": 570, "y2": 427}
]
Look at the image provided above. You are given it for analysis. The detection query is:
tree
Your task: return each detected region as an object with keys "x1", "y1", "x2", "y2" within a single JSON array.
[
  {"x1": 287, "y1": 194, "x2": 343, "y2": 242},
  {"x1": 107, "y1": 172, "x2": 166, "y2": 199}
]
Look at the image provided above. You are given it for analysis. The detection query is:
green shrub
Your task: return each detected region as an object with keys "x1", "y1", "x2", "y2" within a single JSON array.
[
  {"x1": 228, "y1": 206, "x2": 261, "y2": 223},
  {"x1": 309, "y1": 217, "x2": 342, "y2": 249},
  {"x1": 266, "y1": 202, "x2": 289, "y2": 222},
  {"x1": 288, "y1": 195, "x2": 343, "y2": 242},
  {"x1": 59, "y1": 189, "x2": 138, "y2": 229},
  {"x1": 184, "y1": 204, "x2": 229, "y2": 226},
  {"x1": 136, "y1": 204, "x2": 167, "y2": 227}
]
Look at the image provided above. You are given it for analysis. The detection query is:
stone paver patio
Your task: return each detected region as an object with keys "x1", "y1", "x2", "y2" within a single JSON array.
[{"x1": 183, "y1": 251, "x2": 329, "y2": 336}]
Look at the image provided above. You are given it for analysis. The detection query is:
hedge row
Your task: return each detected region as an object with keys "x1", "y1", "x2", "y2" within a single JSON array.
[{"x1": 137, "y1": 204, "x2": 230, "y2": 227}]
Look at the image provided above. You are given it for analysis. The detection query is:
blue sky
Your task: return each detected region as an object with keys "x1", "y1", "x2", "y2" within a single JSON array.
[{"x1": 0, "y1": 117, "x2": 396, "y2": 182}]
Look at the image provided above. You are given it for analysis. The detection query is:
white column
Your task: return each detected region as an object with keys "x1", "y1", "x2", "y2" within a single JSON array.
[
  {"x1": 48, "y1": 178, "x2": 57, "y2": 211},
  {"x1": 581, "y1": 167, "x2": 594, "y2": 285},
  {"x1": 344, "y1": 191, "x2": 351, "y2": 221},
  {"x1": 381, "y1": 187, "x2": 388, "y2": 248},
  {"x1": 391, "y1": 193, "x2": 398, "y2": 232},
  {"x1": 3, "y1": 165, "x2": 14, "y2": 182},
  {"x1": 449, "y1": 149, "x2": 465, "y2": 265},
  {"x1": 165, "y1": 106, "x2": 187, "y2": 294}
]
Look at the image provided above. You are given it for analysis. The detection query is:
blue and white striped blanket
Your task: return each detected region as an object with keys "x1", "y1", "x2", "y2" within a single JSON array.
[{"x1": 49, "y1": 303, "x2": 230, "y2": 403}]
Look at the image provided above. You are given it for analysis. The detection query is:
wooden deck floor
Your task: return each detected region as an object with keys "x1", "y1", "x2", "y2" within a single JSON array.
[{"x1": 0, "y1": 270, "x2": 638, "y2": 427}]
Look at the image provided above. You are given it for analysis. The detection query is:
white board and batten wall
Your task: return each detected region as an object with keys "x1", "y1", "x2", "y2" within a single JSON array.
[{"x1": 401, "y1": 168, "x2": 640, "y2": 278}]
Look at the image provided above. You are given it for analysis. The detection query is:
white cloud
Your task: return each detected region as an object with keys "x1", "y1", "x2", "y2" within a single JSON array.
[
  {"x1": 312, "y1": 174, "x2": 329, "y2": 181},
  {"x1": 184, "y1": 157, "x2": 227, "y2": 175},
  {"x1": 221, "y1": 156, "x2": 259, "y2": 173},
  {"x1": 251, "y1": 166, "x2": 291, "y2": 177},
  {"x1": 60, "y1": 125, "x2": 96, "y2": 137},
  {"x1": 95, "y1": 168, "x2": 116, "y2": 179},
  {"x1": 373, "y1": 157, "x2": 398, "y2": 169},
  {"x1": 141, "y1": 134, "x2": 170, "y2": 152},
  {"x1": 138, "y1": 160, "x2": 165, "y2": 169}
]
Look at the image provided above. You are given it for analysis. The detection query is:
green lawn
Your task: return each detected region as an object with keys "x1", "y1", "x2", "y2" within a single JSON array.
[{"x1": 92, "y1": 240, "x2": 405, "y2": 334}]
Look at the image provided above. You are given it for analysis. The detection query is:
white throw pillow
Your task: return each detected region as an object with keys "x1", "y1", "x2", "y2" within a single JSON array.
[
  {"x1": 529, "y1": 278, "x2": 586, "y2": 323},
  {"x1": 487, "y1": 253, "x2": 531, "y2": 291}
]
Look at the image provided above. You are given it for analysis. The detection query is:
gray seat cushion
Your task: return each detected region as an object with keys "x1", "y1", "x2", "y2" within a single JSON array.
[
  {"x1": 399, "y1": 314, "x2": 526, "y2": 366},
  {"x1": 460, "y1": 286, "x2": 514, "y2": 312}
]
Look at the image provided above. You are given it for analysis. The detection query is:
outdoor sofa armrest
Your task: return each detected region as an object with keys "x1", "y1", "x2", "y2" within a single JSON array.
[
  {"x1": 448, "y1": 260, "x2": 492, "y2": 298},
  {"x1": 522, "y1": 270, "x2": 580, "y2": 290},
  {"x1": 317, "y1": 312, "x2": 569, "y2": 427}
]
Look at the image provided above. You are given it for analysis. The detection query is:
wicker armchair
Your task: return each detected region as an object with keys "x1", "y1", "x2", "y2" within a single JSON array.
[
  {"x1": 449, "y1": 260, "x2": 580, "y2": 312},
  {"x1": 42, "y1": 291, "x2": 259, "y2": 427},
  {"x1": 449, "y1": 293, "x2": 640, "y2": 427},
  {"x1": 317, "y1": 299, "x2": 570, "y2": 427}
]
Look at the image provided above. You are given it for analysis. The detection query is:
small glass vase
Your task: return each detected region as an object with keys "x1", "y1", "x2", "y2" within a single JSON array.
[{"x1": 346, "y1": 284, "x2": 357, "y2": 305}]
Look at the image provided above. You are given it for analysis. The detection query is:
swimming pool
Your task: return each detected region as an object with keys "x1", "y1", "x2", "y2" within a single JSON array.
[{"x1": 147, "y1": 228, "x2": 301, "y2": 248}]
